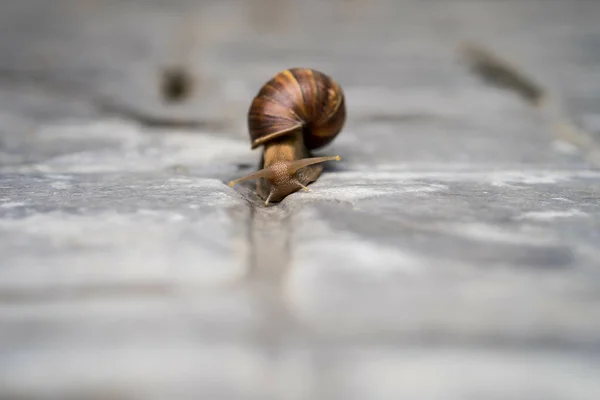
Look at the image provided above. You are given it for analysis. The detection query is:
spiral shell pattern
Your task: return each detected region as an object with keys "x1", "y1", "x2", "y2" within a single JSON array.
[{"x1": 248, "y1": 68, "x2": 346, "y2": 150}]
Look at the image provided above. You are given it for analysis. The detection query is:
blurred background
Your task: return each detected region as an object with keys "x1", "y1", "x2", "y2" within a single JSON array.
[
  {"x1": 1, "y1": 1, "x2": 600, "y2": 399},
  {"x1": 1, "y1": 0, "x2": 598, "y2": 171}
]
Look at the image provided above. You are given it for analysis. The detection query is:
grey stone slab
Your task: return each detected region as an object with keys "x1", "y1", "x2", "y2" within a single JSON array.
[
  {"x1": 323, "y1": 347, "x2": 600, "y2": 400},
  {"x1": 282, "y1": 168, "x2": 600, "y2": 345},
  {"x1": 1, "y1": 343, "x2": 600, "y2": 400},
  {"x1": 0, "y1": 173, "x2": 250, "y2": 292},
  {"x1": 0, "y1": 118, "x2": 254, "y2": 174}
]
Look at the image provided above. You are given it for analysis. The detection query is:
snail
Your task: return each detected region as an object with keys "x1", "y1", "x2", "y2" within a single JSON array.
[{"x1": 228, "y1": 68, "x2": 346, "y2": 205}]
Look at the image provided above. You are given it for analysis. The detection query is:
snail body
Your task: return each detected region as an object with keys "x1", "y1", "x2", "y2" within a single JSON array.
[{"x1": 229, "y1": 68, "x2": 346, "y2": 205}]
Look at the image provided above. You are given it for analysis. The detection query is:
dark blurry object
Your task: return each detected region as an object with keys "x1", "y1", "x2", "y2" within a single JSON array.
[
  {"x1": 160, "y1": 66, "x2": 194, "y2": 103},
  {"x1": 460, "y1": 42, "x2": 600, "y2": 168},
  {"x1": 228, "y1": 68, "x2": 345, "y2": 206},
  {"x1": 460, "y1": 43, "x2": 545, "y2": 106}
]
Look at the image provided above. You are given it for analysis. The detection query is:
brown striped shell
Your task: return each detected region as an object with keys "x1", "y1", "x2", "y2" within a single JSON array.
[{"x1": 248, "y1": 68, "x2": 346, "y2": 150}]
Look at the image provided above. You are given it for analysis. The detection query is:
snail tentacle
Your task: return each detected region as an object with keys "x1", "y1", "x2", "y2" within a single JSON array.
[
  {"x1": 228, "y1": 167, "x2": 275, "y2": 187},
  {"x1": 286, "y1": 155, "x2": 341, "y2": 174}
]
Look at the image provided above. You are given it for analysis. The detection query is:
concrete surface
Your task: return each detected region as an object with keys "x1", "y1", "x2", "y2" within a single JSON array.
[{"x1": 1, "y1": 1, "x2": 600, "y2": 399}]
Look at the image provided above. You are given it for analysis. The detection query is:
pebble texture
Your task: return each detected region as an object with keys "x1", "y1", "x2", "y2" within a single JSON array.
[{"x1": 1, "y1": 1, "x2": 600, "y2": 399}]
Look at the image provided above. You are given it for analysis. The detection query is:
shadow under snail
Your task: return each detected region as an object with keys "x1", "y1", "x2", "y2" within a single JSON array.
[{"x1": 228, "y1": 68, "x2": 346, "y2": 205}]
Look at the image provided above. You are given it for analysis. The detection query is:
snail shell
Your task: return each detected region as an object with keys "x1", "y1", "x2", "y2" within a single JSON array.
[{"x1": 247, "y1": 68, "x2": 346, "y2": 150}]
